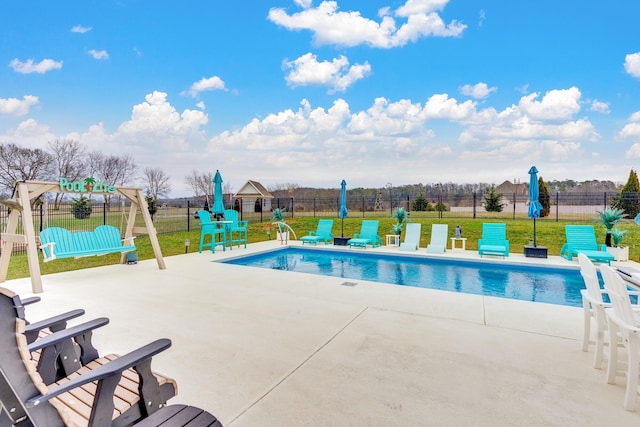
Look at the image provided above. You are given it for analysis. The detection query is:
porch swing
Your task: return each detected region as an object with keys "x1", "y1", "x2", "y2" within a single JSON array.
[{"x1": 0, "y1": 180, "x2": 165, "y2": 293}]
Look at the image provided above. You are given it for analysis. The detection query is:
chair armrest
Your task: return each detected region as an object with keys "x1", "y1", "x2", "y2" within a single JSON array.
[
  {"x1": 24, "y1": 309, "x2": 86, "y2": 343},
  {"x1": 21, "y1": 296, "x2": 41, "y2": 306},
  {"x1": 27, "y1": 317, "x2": 109, "y2": 353},
  {"x1": 122, "y1": 236, "x2": 136, "y2": 246},
  {"x1": 26, "y1": 338, "x2": 172, "y2": 406}
]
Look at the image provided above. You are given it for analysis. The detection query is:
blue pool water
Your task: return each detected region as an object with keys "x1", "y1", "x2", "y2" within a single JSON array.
[{"x1": 222, "y1": 248, "x2": 585, "y2": 307}]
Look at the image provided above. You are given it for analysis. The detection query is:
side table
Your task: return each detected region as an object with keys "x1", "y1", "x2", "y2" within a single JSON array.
[
  {"x1": 386, "y1": 234, "x2": 400, "y2": 247},
  {"x1": 450, "y1": 237, "x2": 467, "y2": 251}
]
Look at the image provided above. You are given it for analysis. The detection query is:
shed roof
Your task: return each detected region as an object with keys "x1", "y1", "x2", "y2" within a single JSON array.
[{"x1": 235, "y1": 180, "x2": 273, "y2": 199}]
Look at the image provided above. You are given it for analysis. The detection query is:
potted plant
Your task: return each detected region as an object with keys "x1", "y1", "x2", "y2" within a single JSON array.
[
  {"x1": 391, "y1": 207, "x2": 407, "y2": 241},
  {"x1": 596, "y1": 207, "x2": 627, "y2": 247},
  {"x1": 71, "y1": 195, "x2": 92, "y2": 219},
  {"x1": 607, "y1": 226, "x2": 629, "y2": 261},
  {"x1": 271, "y1": 208, "x2": 288, "y2": 243}
]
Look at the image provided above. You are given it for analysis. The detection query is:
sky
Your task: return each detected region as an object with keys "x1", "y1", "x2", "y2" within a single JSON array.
[{"x1": 2, "y1": 1, "x2": 640, "y2": 197}]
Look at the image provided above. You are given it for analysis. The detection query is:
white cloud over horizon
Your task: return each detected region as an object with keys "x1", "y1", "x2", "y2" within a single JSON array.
[
  {"x1": 9, "y1": 58, "x2": 63, "y2": 74},
  {"x1": 268, "y1": 0, "x2": 466, "y2": 48},
  {"x1": 0, "y1": 85, "x2": 628, "y2": 196}
]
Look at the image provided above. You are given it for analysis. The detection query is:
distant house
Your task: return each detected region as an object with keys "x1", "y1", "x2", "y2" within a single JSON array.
[
  {"x1": 495, "y1": 180, "x2": 528, "y2": 205},
  {"x1": 234, "y1": 180, "x2": 274, "y2": 213}
]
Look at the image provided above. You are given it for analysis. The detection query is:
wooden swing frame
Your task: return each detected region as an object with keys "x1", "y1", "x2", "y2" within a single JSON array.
[{"x1": 0, "y1": 180, "x2": 166, "y2": 293}]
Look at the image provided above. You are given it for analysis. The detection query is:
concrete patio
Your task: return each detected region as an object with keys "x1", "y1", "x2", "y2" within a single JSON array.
[{"x1": 4, "y1": 241, "x2": 640, "y2": 426}]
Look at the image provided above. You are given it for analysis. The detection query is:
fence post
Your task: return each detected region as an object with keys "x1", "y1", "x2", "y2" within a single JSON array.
[
  {"x1": 187, "y1": 200, "x2": 191, "y2": 232},
  {"x1": 406, "y1": 195, "x2": 410, "y2": 212},
  {"x1": 555, "y1": 192, "x2": 559, "y2": 222},
  {"x1": 473, "y1": 192, "x2": 477, "y2": 219},
  {"x1": 313, "y1": 198, "x2": 316, "y2": 218},
  {"x1": 604, "y1": 192, "x2": 607, "y2": 209},
  {"x1": 103, "y1": 203, "x2": 106, "y2": 225},
  {"x1": 512, "y1": 192, "x2": 516, "y2": 220},
  {"x1": 290, "y1": 197, "x2": 294, "y2": 218},
  {"x1": 362, "y1": 197, "x2": 365, "y2": 217}
]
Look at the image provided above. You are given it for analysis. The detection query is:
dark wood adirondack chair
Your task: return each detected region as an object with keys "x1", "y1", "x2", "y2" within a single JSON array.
[{"x1": 0, "y1": 287, "x2": 222, "y2": 427}]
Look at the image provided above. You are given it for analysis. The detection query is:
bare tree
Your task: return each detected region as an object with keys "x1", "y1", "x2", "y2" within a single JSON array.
[
  {"x1": 142, "y1": 167, "x2": 171, "y2": 200},
  {"x1": 0, "y1": 143, "x2": 56, "y2": 196},
  {"x1": 47, "y1": 139, "x2": 87, "y2": 208},
  {"x1": 87, "y1": 152, "x2": 137, "y2": 208},
  {"x1": 184, "y1": 170, "x2": 213, "y2": 205}
]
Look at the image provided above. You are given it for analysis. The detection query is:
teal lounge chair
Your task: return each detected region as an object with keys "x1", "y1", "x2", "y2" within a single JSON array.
[
  {"x1": 478, "y1": 223, "x2": 509, "y2": 258},
  {"x1": 426, "y1": 224, "x2": 448, "y2": 253},
  {"x1": 400, "y1": 223, "x2": 421, "y2": 251},
  {"x1": 197, "y1": 210, "x2": 226, "y2": 253},
  {"x1": 300, "y1": 219, "x2": 334, "y2": 245},
  {"x1": 348, "y1": 220, "x2": 382, "y2": 249},
  {"x1": 224, "y1": 209, "x2": 248, "y2": 249},
  {"x1": 560, "y1": 225, "x2": 613, "y2": 265}
]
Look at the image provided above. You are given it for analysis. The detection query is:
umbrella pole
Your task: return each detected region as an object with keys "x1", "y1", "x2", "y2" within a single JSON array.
[
  {"x1": 533, "y1": 218, "x2": 537, "y2": 247},
  {"x1": 341, "y1": 218, "x2": 344, "y2": 237}
]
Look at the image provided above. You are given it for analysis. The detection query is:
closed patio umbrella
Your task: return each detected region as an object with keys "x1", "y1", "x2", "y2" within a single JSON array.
[
  {"x1": 340, "y1": 180, "x2": 348, "y2": 237},
  {"x1": 212, "y1": 170, "x2": 225, "y2": 220},
  {"x1": 528, "y1": 166, "x2": 543, "y2": 247}
]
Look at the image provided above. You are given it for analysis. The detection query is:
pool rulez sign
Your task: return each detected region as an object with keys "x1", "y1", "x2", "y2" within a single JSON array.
[{"x1": 59, "y1": 177, "x2": 116, "y2": 194}]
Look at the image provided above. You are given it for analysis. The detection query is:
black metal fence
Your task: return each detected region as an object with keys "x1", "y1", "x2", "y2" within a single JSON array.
[{"x1": 1, "y1": 192, "x2": 638, "y2": 256}]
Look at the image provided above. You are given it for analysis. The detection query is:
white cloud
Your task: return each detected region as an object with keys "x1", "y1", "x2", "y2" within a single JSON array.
[
  {"x1": 0, "y1": 119, "x2": 56, "y2": 149},
  {"x1": 0, "y1": 95, "x2": 39, "y2": 116},
  {"x1": 184, "y1": 76, "x2": 227, "y2": 98},
  {"x1": 624, "y1": 52, "x2": 640, "y2": 78},
  {"x1": 88, "y1": 49, "x2": 109, "y2": 60},
  {"x1": 294, "y1": 0, "x2": 313, "y2": 8},
  {"x1": 284, "y1": 53, "x2": 371, "y2": 93},
  {"x1": 9, "y1": 58, "x2": 63, "y2": 74},
  {"x1": 460, "y1": 82, "x2": 497, "y2": 99},
  {"x1": 71, "y1": 25, "x2": 92, "y2": 33},
  {"x1": 619, "y1": 112, "x2": 640, "y2": 140},
  {"x1": 518, "y1": 87, "x2": 581, "y2": 121},
  {"x1": 268, "y1": 0, "x2": 466, "y2": 48},
  {"x1": 590, "y1": 100, "x2": 610, "y2": 114}
]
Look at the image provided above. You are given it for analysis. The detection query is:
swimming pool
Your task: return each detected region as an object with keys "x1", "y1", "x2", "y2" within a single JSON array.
[{"x1": 222, "y1": 248, "x2": 585, "y2": 307}]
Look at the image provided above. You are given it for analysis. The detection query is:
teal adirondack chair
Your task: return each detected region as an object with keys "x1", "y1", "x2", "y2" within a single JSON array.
[
  {"x1": 300, "y1": 219, "x2": 334, "y2": 245},
  {"x1": 224, "y1": 209, "x2": 248, "y2": 249},
  {"x1": 478, "y1": 223, "x2": 509, "y2": 258},
  {"x1": 348, "y1": 220, "x2": 382, "y2": 249},
  {"x1": 197, "y1": 210, "x2": 226, "y2": 253},
  {"x1": 560, "y1": 225, "x2": 613, "y2": 265}
]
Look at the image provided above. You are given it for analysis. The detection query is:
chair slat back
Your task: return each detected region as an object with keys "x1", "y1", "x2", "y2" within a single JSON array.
[
  {"x1": 565, "y1": 225, "x2": 598, "y2": 251},
  {"x1": 0, "y1": 288, "x2": 64, "y2": 426},
  {"x1": 40, "y1": 227, "x2": 75, "y2": 257},
  {"x1": 481, "y1": 223, "x2": 506, "y2": 243},
  {"x1": 93, "y1": 225, "x2": 124, "y2": 249},
  {"x1": 359, "y1": 220, "x2": 379, "y2": 239},
  {"x1": 601, "y1": 265, "x2": 638, "y2": 327},
  {"x1": 224, "y1": 209, "x2": 240, "y2": 227},
  {"x1": 197, "y1": 210, "x2": 213, "y2": 226},
  {"x1": 403, "y1": 223, "x2": 421, "y2": 246},
  {"x1": 578, "y1": 253, "x2": 603, "y2": 303},
  {"x1": 430, "y1": 224, "x2": 448, "y2": 247},
  {"x1": 316, "y1": 219, "x2": 334, "y2": 237}
]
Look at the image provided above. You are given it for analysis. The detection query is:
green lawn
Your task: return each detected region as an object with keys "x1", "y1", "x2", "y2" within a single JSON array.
[{"x1": 5, "y1": 217, "x2": 637, "y2": 280}]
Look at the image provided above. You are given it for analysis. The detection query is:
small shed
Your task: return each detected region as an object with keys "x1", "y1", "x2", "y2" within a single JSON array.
[{"x1": 234, "y1": 180, "x2": 274, "y2": 213}]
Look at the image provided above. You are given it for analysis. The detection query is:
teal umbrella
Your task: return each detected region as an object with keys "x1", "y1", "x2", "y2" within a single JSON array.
[
  {"x1": 339, "y1": 180, "x2": 348, "y2": 237},
  {"x1": 528, "y1": 166, "x2": 543, "y2": 247},
  {"x1": 212, "y1": 170, "x2": 225, "y2": 219}
]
